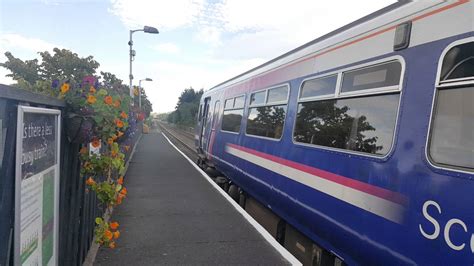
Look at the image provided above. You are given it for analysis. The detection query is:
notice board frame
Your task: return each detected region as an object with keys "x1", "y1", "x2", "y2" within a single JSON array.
[{"x1": 15, "y1": 106, "x2": 61, "y2": 266}]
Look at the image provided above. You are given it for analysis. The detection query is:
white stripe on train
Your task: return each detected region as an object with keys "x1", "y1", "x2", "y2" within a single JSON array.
[{"x1": 226, "y1": 145, "x2": 405, "y2": 224}]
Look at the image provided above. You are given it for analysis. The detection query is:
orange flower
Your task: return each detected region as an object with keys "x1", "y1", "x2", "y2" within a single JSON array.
[
  {"x1": 109, "y1": 242, "x2": 116, "y2": 249},
  {"x1": 116, "y1": 120, "x2": 124, "y2": 128},
  {"x1": 107, "y1": 138, "x2": 113, "y2": 145},
  {"x1": 60, "y1": 83, "x2": 70, "y2": 94},
  {"x1": 114, "y1": 100, "x2": 121, "y2": 108},
  {"x1": 80, "y1": 147, "x2": 88, "y2": 154},
  {"x1": 86, "y1": 177, "x2": 95, "y2": 186},
  {"x1": 104, "y1": 230, "x2": 113, "y2": 240},
  {"x1": 111, "y1": 150, "x2": 118, "y2": 157},
  {"x1": 89, "y1": 86, "x2": 96, "y2": 94},
  {"x1": 117, "y1": 131, "x2": 124, "y2": 138},
  {"x1": 113, "y1": 231, "x2": 120, "y2": 239},
  {"x1": 110, "y1": 222, "x2": 119, "y2": 230},
  {"x1": 87, "y1": 95, "x2": 97, "y2": 104},
  {"x1": 112, "y1": 134, "x2": 118, "y2": 141},
  {"x1": 91, "y1": 139, "x2": 101, "y2": 148},
  {"x1": 124, "y1": 145, "x2": 130, "y2": 151},
  {"x1": 120, "y1": 187, "x2": 127, "y2": 196},
  {"x1": 117, "y1": 176, "x2": 124, "y2": 185},
  {"x1": 116, "y1": 196, "x2": 123, "y2": 205},
  {"x1": 120, "y1": 111, "x2": 128, "y2": 119},
  {"x1": 104, "y1": 95, "x2": 113, "y2": 105}
]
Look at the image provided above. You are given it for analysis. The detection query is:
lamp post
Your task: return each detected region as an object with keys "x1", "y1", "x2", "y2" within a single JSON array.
[
  {"x1": 138, "y1": 78, "x2": 152, "y2": 109},
  {"x1": 128, "y1": 26, "x2": 159, "y2": 99}
]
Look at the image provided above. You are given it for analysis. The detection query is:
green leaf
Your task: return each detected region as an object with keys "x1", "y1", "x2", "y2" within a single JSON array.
[{"x1": 95, "y1": 217, "x2": 103, "y2": 225}]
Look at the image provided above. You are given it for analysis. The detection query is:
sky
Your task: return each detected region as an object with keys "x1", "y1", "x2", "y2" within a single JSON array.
[{"x1": 0, "y1": 0, "x2": 395, "y2": 113}]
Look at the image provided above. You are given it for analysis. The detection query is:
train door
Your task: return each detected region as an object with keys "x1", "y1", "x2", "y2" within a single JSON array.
[
  {"x1": 198, "y1": 97, "x2": 211, "y2": 151},
  {"x1": 206, "y1": 100, "x2": 220, "y2": 157}
]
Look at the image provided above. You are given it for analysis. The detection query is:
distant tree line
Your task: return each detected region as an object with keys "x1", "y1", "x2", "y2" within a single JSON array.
[
  {"x1": 0, "y1": 48, "x2": 153, "y2": 116},
  {"x1": 166, "y1": 87, "x2": 203, "y2": 127}
]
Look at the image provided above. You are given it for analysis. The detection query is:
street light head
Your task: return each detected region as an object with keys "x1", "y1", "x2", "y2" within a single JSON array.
[
  {"x1": 145, "y1": 78, "x2": 153, "y2": 81},
  {"x1": 144, "y1": 26, "x2": 159, "y2": 34}
]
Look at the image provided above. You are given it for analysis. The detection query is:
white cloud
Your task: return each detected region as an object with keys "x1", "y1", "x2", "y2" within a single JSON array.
[
  {"x1": 109, "y1": 0, "x2": 205, "y2": 30},
  {"x1": 209, "y1": 0, "x2": 396, "y2": 60},
  {"x1": 151, "y1": 42, "x2": 180, "y2": 54},
  {"x1": 194, "y1": 26, "x2": 222, "y2": 47},
  {"x1": 0, "y1": 33, "x2": 61, "y2": 53},
  {"x1": 107, "y1": 0, "x2": 396, "y2": 113}
]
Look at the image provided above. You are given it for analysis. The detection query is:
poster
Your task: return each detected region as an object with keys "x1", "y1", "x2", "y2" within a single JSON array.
[{"x1": 15, "y1": 106, "x2": 60, "y2": 266}]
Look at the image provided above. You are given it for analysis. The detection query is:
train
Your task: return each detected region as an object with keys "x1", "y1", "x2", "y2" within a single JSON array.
[{"x1": 194, "y1": 1, "x2": 474, "y2": 265}]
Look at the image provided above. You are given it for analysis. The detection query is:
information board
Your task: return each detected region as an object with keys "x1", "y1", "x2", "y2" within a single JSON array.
[{"x1": 15, "y1": 106, "x2": 60, "y2": 266}]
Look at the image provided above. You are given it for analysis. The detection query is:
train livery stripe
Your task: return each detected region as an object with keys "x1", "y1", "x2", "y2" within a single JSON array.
[{"x1": 225, "y1": 143, "x2": 407, "y2": 224}]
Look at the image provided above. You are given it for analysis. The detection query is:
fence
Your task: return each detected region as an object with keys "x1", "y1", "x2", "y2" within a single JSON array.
[{"x1": 0, "y1": 84, "x2": 140, "y2": 266}]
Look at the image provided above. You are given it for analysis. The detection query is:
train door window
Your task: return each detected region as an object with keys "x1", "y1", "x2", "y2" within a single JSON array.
[
  {"x1": 428, "y1": 40, "x2": 474, "y2": 172},
  {"x1": 300, "y1": 75, "x2": 337, "y2": 99},
  {"x1": 294, "y1": 59, "x2": 403, "y2": 156},
  {"x1": 341, "y1": 61, "x2": 401, "y2": 94},
  {"x1": 198, "y1": 104, "x2": 203, "y2": 121},
  {"x1": 222, "y1": 95, "x2": 245, "y2": 133},
  {"x1": 246, "y1": 84, "x2": 289, "y2": 139},
  {"x1": 212, "y1": 101, "x2": 220, "y2": 129}
]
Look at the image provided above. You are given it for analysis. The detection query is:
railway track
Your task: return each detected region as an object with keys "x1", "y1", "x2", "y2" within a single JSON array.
[{"x1": 158, "y1": 122, "x2": 198, "y2": 161}]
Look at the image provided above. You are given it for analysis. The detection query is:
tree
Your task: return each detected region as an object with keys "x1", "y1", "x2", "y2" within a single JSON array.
[
  {"x1": 38, "y1": 48, "x2": 99, "y2": 84},
  {"x1": 1, "y1": 48, "x2": 100, "y2": 96},
  {"x1": 1, "y1": 52, "x2": 41, "y2": 84},
  {"x1": 167, "y1": 87, "x2": 203, "y2": 126}
]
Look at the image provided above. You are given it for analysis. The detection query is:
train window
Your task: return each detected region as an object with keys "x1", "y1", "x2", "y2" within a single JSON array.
[
  {"x1": 246, "y1": 84, "x2": 289, "y2": 139},
  {"x1": 267, "y1": 86, "x2": 288, "y2": 103},
  {"x1": 341, "y1": 61, "x2": 401, "y2": 93},
  {"x1": 222, "y1": 109, "x2": 243, "y2": 133},
  {"x1": 225, "y1": 98, "x2": 234, "y2": 109},
  {"x1": 429, "y1": 87, "x2": 474, "y2": 170},
  {"x1": 440, "y1": 42, "x2": 474, "y2": 81},
  {"x1": 300, "y1": 75, "x2": 337, "y2": 99},
  {"x1": 294, "y1": 94, "x2": 400, "y2": 155},
  {"x1": 250, "y1": 91, "x2": 265, "y2": 106},
  {"x1": 234, "y1": 96, "x2": 245, "y2": 109},
  {"x1": 428, "y1": 40, "x2": 474, "y2": 172},
  {"x1": 222, "y1": 95, "x2": 245, "y2": 133},
  {"x1": 247, "y1": 105, "x2": 287, "y2": 139}
]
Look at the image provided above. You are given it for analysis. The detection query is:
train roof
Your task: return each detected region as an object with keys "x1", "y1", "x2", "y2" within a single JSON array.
[{"x1": 208, "y1": 0, "x2": 411, "y2": 92}]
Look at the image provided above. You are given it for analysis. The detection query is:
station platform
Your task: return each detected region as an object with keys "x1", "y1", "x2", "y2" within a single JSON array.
[{"x1": 94, "y1": 131, "x2": 292, "y2": 265}]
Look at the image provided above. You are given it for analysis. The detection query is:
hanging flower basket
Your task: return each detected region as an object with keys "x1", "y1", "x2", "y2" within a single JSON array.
[{"x1": 66, "y1": 113, "x2": 94, "y2": 143}]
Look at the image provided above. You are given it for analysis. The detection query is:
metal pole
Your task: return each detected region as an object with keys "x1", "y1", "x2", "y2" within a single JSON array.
[
  {"x1": 139, "y1": 80, "x2": 142, "y2": 109},
  {"x1": 129, "y1": 30, "x2": 133, "y2": 99}
]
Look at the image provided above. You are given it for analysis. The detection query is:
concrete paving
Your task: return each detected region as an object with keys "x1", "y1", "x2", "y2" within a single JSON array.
[{"x1": 94, "y1": 132, "x2": 289, "y2": 265}]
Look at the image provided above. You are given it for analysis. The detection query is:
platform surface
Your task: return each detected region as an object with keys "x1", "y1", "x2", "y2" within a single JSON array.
[{"x1": 94, "y1": 132, "x2": 290, "y2": 265}]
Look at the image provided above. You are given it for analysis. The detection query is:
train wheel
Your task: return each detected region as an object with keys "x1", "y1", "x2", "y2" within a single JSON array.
[{"x1": 228, "y1": 184, "x2": 239, "y2": 202}]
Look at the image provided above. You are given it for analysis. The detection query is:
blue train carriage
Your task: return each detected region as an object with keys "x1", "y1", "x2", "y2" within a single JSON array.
[{"x1": 195, "y1": 1, "x2": 474, "y2": 265}]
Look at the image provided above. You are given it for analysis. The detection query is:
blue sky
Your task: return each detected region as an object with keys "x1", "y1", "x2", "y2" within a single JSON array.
[{"x1": 0, "y1": 0, "x2": 394, "y2": 113}]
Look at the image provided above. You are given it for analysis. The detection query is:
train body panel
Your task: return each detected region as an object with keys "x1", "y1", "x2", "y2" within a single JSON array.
[{"x1": 195, "y1": 1, "x2": 474, "y2": 264}]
